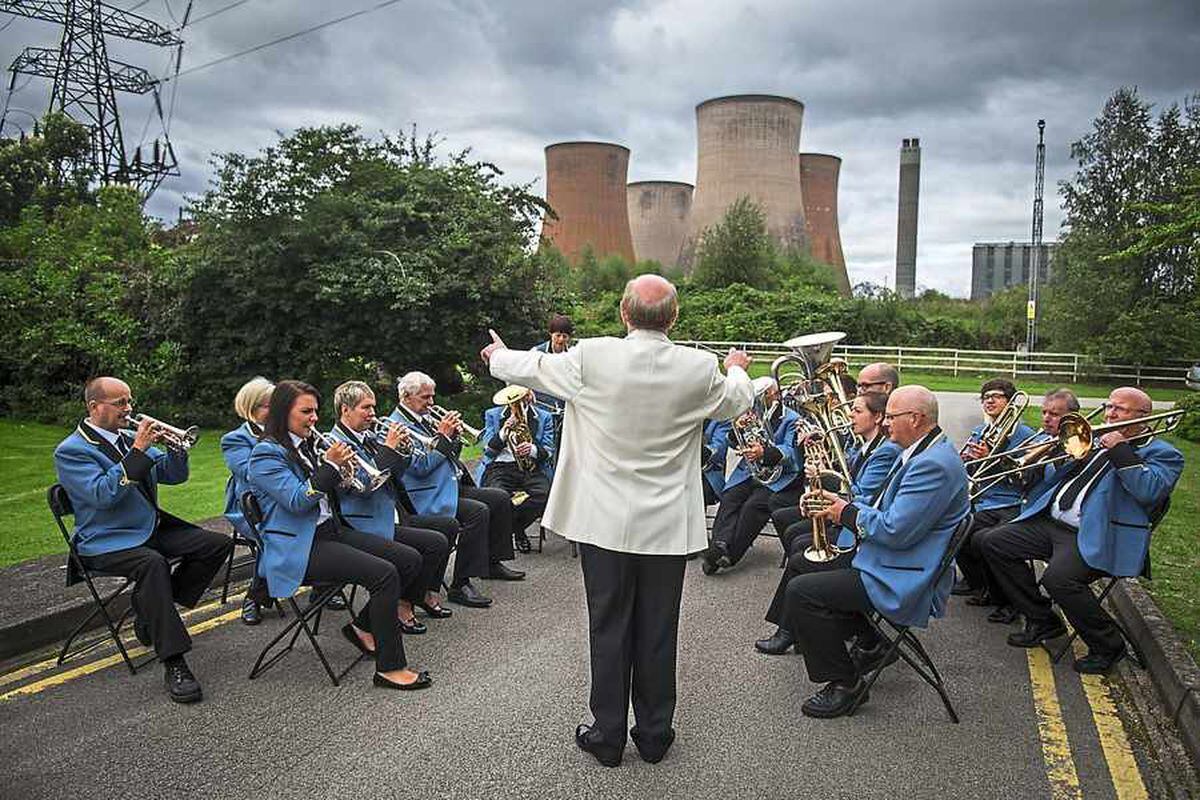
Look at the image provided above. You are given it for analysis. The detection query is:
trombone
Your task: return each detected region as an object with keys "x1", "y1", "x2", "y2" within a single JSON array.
[
  {"x1": 428, "y1": 404, "x2": 482, "y2": 444},
  {"x1": 960, "y1": 390, "x2": 1030, "y2": 477},
  {"x1": 125, "y1": 413, "x2": 199, "y2": 453}
]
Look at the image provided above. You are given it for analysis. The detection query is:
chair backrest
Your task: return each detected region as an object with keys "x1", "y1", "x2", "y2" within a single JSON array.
[
  {"x1": 240, "y1": 491, "x2": 264, "y2": 532},
  {"x1": 1138, "y1": 496, "x2": 1172, "y2": 581},
  {"x1": 933, "y1": 513, "x2": 975, "y2": 586},
  {"x1": 47, "y1": 484, "x2": 75, "y2": 545}
]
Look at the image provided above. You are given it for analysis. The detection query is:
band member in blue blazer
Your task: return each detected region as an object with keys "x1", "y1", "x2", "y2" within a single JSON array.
[
  {"x1": 475, "y1": 385, "x2": 555, "y2": 553},
  {"x1": 953, "y1": 379, "x2": 1036, "y2": 616},
  {"x1": 389, "y1": 371, "x2": 523, "y2": 609},
  {"x1": 756, "y1": 390, "x2": 902, "y2": 654},
  {"x1": 701, "y1": 418, "x2": 730, "y2": 506},
  {"x1": 221, "y1": 376, "x2": 275, "y2": 626},
  {"x1": 703, "y1": 377, "x2": 802, "y2": 575},
  {"x1": 783, "y1": 386, "x2": 969, "y2": 718},
  {"x1": 979, "y1": 387, "x2": 1183, "y2": 674},
  {"x1": 54, "y1": 377, "x2": 233, "y2": 704},
  {"x1": 248, "y1": 380, "x2": 431, "y2": 690},
  {"x1": 330, "y1": 380, "x2": 453, "y2": 632}
]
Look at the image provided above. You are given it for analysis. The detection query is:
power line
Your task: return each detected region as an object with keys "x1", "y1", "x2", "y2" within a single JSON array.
[
  {"x1": 160, "y1": 0, "x2": 402, "y2": 83},
  {"x1": 184, "y1": 0, "x2": 252, "y2": 27}
]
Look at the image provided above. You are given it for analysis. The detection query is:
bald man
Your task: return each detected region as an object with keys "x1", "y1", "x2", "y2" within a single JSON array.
[
  {"x1": 54, "y1": 377, "x2": 233, "y2": 703},
  {"x1": 856, "y1": 362, "x2": 899, "y2": 396},
  {"x1": 482, "y1": 274, "x2": 753, "y2": 767},
  {"x1": 979, "y1": 387, "x2": 1183, "y2": 674},
  {"x1": 780, "y1": 386, "x2": 969, "y2": 718}
]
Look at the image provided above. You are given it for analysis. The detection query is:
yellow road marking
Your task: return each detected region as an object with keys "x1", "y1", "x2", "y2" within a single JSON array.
[
  {"x1": 1072, "y1": 640, "x2": 1149, "y2": 800},
  {"x1": 1027, "y1": 646, "x2": 1083, "y2": 800}
]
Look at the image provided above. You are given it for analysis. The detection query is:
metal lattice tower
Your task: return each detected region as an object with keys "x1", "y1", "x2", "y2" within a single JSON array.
[
  {"x1": 1, "y1": 0, "x2": 182, "y2": 198},
  {"x1": 1026, "y1": 119, "x2": 1046, "y2": 352}
]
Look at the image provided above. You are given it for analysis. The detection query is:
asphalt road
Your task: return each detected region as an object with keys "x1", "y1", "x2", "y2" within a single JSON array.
[{"x1": 0, "y1": 393, "x2": 1186, "y2": 799}]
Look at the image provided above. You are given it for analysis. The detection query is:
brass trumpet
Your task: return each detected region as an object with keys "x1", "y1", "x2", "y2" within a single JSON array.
[
  {"x1": 125, "y1": 413, "x2": 199, "y2": 453},
  {"x1": 428, "y1": 404, "x2": 482, "y2": 444}
]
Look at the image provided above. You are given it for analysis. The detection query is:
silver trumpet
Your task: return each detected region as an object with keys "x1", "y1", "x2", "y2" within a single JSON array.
[
  {"x1": 428, "y1": 404, "x2": 482, "y2": 444},
  {"x1": 126, "y1": 413, "x2": 199, "y2": 453},
  {"x1": 311, "y1": 430, "x2": 392, "y2": 493}
]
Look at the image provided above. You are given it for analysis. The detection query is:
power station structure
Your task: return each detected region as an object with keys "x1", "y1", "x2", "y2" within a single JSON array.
[
  {"x1": 798, "y1": 153, "x2": 849, "y2": 294},
  {"x1": 627, "y1": 181, "x2": 693, "y2": 268},
  {"x1": 540, "y1": 141, "x2": 636, "y2": 264},
  {"x1": 895, "y1": 137, "x2": 921, "y2": 298}
]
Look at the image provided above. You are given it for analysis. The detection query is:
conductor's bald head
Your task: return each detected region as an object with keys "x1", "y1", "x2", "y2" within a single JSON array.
[{"x1": 621, "y1": 274, "x2": 678, "y2": 333}]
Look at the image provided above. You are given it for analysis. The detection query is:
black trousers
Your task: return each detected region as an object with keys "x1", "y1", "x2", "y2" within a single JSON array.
[
  {"x1": 481, "y1": 462, "x2": 551, "y2": 539},
  {"x1": 394, "y1": 525, "x2": 450, "y2": 599},
  {"x1": 979, "y1": 513, "x2": 1123, "y2": 654},
  {"x1": 578, "y1": 543, "x2": 687, "y2": 750},
  {"x1": 783, "y1": 567, "x2": 880, "y2": 684},
  {"x1": 710, "y1": 481, "x2": 768, "y2": 563},
  {"x1": 304, "y1": 521, "x2": 417, "y2": 671},
  {"x1": 455, "y1": 485, "x2": 515, "y2": 582},
  {"x1": 765, "y1": 545, "x2": 855, "y2": 626},
  {"x1": 81, "y1": 516, "x2": 233, "y2": 661},
  {"x1": 404, "y1": 513, "x2": 461, "y2": 589},
  {"x1": 955, "y1": 505, "x2": 1019, "y2": 603}
]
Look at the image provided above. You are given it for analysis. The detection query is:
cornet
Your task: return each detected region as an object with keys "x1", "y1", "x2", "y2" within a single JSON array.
[
  {"x1": 428, "y1": 404, "x2": 482, "y2": 444},
  {"x1": 311, "y1": 430, "x2": 392, "y2": 493},
  {"x1": 125, "y1": 413, "x2": 199, "y2": 453},
  {"x1": 369, "y1": 419, "x2": 435, "y2": 457}
]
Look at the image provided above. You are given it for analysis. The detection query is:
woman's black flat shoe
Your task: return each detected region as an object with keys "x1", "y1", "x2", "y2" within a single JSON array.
[
  {"x1": 399, "y1": 617, "x2": 427, "y2": 635},
  {"x1": 373, "y1": 670, "x2": 432, "y2": 691},
  {"x1": 341, "y1": 623, "x2": 375, "y2": 656},
  {"x1": 416, "y1": 601, "x2": 453, "y2": 619}
]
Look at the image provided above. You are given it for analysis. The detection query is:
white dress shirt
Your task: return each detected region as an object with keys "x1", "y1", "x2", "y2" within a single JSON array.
[{"x1": 290, "y1": 432, "x2": 332, "y2": 527}]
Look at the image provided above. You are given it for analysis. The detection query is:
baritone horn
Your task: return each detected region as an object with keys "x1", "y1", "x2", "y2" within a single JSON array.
[
  {"x1": 126, "y1": 413, "x2": 199, "y2": 453},
  {"x1": 493, "y1": 385, "x2": 536, "y2": 472}
]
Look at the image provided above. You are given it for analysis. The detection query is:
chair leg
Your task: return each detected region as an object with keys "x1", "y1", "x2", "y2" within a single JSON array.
[
  {"x1": 1050, "y1": 577, "x2": 1122, "y2": 665},
  {"x1": 60, "y1": 578, "x2": 143, "y2": 674},
  {"x1": 250, "y1": 590, "x2": 346, "y2": 686},
  {"x1": 220, "y1": 534, "x2": 238, "y2": 605}
]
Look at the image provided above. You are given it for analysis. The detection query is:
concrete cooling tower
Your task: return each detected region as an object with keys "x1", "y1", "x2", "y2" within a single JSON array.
[
  {"x1": 687, "y1": 95, "x2": 807, "y2": 263},
  {"x1": 541, "y1": 142, "x2": 636, "y2": 264},
  {"x1": 627, "y1": 181, "x2": 693, "y2": 268},
  {"x1": 798, "y1": 153, "x2": 850, "y2": 296}
]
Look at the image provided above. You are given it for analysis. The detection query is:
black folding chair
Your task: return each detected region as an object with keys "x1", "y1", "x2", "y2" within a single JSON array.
[
  {"x1": 47, "y1": 484, "x2": 167, "y2": 674},
  {"x1": 849, "y1": 513, "x2": 975, "y2": 723},
  {"x1": 1048, "y1": 497, "x2": 1171, "y2": 668},
  {"x1": 220, "y1": 510, "x2": 261, "y2": 605},
  {"x1": 242, "y1": 493, "x2": 366, "y2": 686}
]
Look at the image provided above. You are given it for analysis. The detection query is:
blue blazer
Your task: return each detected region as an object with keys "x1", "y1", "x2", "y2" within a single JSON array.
[
  {"x1": 726, "y1": 406, "x2": 802, "y2": 493},
  {"x1": 703, "y1": 419, "x2": 731, "y2": 498},
  {"x1": 247, "y1": 439, "x2": 335, "y2": 598},
  {"x1": 54, "y1": 424, "x2": 189, "y2": 557},
  {"x1": 221, "y1": 422, "x2": 260, "y2": 539},
  {"x1": 965, "y1": 421, "x2": 1036, "y2": 511},
  {"x1": 834, "y1": 437, "x2": 903, "y2": 549},
  {"x1": 474, "y1": 405, "x2": 556, "y2": 483},
  {"x1": 845, "y1": 435, "x2": 970, "y2": 628},
  {"x1": 327, "y1": 424, "x2": 412, "y2": 540},
  {"x1": 388, "y1": 407, "x2": 461, "y2": 518},
  {"x1": 1013, "y1": 438, "x2": 1183, "y2": 577}
]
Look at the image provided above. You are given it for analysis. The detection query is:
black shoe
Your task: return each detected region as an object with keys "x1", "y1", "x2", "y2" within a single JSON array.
[
  {"x1": 514, "y1": 533, "x2": 532, "y2": 554},
  {"x1": 163, "y1": 657, "x2": 202, "y2": 704},
  {"x1": 965, "y1": 589, "x2": 995, "y2": 607},
  {"x1": 1007, "y1": 617, "x2": 1068, "y2": 648},
  {"x1": 374, "y1": 670, "x2": 432, "y2": 691},
  {"x1": 950, "y1": 579, "x2": 976, "y2": 596},
  {"x1": 850, "y1": 641, "x2": 898, "y2": 675},
  {"x1": 416, "y1": 600, "x2": 453, "y2": 619},
  {"x1": 575, "y1": 724, "x2": 622, "y2": 767},
  {"x1": 486, "y1": 562, "x2": 526, "y2": 581},
  {"x1": 700, "y1": 553, "x2": 720, "y2": 575},
  {"x1": 341, "y1": 623, "x2": 375, "y2": 656},
  {"x1": 398, "y1": 616, "x2": 427, "y2": 635},
  {"x1": 447, "y1": 581, "x2": 493, "y2": 608},
  {"x1": 987, "y1": 605, "x2": 1020, "y2": 624},
  {"x1": 240, "y1": 596, "x2": 262, "y2": 626},
  {"x1": 754, "y1": 628, "x2": 796, "y2": 655},
  {"x1": 1073, "y1": 646, "x2": 1126, "y2": 674},
  {"x1": 716, "y1": 553, "x2": 733, "y2": 569},
  {"x1": 801, "y1": 680, "x2": 866, "y2": 719},
  {"x1": 631, "y1": 726, "x2": 675, "y2": 764}
]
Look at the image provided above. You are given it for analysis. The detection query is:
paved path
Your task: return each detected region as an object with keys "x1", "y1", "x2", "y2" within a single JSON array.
[{"x1": 0, "y1": 397, "x2": 1190, "y2": 799}]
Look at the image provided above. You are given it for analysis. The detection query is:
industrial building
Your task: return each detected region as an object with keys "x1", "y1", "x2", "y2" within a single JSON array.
[
  {"x1": 971, "y1": 241, "x2": 1057, "y2": 300},
  {"x1": 627, "y1": 181, "x2": 693, "y2": 268},
  {"x1": 799, "y1": 153, "x2": 850, "y2": 295},
  {"x1": 541, "y1": 142, "x2": 636, "y2": 264}
]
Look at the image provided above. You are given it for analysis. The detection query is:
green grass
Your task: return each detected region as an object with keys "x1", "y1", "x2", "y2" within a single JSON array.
[
  {"x1": 0, "y1": 418, "x2": 482, "y2": 569},
  {"x1": 1142, "y1": 437, "x2": 1200, "y2": 661}
]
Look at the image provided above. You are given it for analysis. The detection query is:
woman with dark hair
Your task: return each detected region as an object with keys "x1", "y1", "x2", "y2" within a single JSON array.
[{"x1": 248, "y1": 380, "x2": 431, "y2": 690}]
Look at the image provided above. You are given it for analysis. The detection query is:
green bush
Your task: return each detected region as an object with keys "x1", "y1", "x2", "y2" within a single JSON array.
[{"x1": 1172, "y1": 393, "x2": 1200, "y2": 443}]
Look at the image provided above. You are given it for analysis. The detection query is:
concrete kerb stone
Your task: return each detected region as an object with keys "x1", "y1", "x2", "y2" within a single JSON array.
[{"x1": 1111, "y1": 577, "x2": 1200, "y2": 770}]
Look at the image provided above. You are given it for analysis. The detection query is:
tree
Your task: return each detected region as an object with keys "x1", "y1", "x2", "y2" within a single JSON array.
[
  {"x1": 692, "y1": 196, "x2": 775, "y2": 290},
  {"x1": 0, "y1": 113, "x2": 95, "y2": 228}
]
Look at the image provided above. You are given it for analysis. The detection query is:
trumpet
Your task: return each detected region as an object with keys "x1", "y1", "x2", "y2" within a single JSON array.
[
  {"x1": 427, "y1": 404, "x2": 482, "y2": 444},
  {"x1": 369, "y1": 419, "x2": 434, "y2": 457},
  {"x1": 125, "y1": 413, "x2": 199, "y2": 453},
  {"x1": 311, "y1": 430, "x2": 392, "y2": 493}
]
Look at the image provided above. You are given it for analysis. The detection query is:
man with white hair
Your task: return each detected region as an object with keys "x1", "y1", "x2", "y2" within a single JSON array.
[
  {"x1": 786, "y1": 386, "x2": 969, "y2": 718},
  {"x1": 481, "y1": 274, "x2": 753, "y2": 767}
]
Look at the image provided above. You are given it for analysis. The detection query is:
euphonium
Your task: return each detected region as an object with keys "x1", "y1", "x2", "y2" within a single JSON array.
[
  {"x1": 125, "y1": 413, "x2": 199, "y2": 453},
  {"x1": 730, "y1": 405, "x2": 784, "y2": 485},
  {"x1": 493, "y1": 385, "x2": 536, "y2": 472}
]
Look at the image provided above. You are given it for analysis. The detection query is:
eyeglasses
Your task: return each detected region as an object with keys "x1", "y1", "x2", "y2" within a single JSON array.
[
  {"x1": 96, "y1": 397, "x2": 134, "y2": 409},
  {"x1": 980, "y1": 392, "x2": 1008, "y2": 402},
  {"x1": 883, "y1": 410, "x2": 921, "y2": 422}
]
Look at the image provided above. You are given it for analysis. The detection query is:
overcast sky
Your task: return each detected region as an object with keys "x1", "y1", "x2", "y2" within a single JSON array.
[{"x1": 2, "y1": 0, "x2": 1198, "y2": 296}]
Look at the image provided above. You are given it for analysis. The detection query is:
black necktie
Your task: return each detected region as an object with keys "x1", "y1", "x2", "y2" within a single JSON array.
[
  {"x1": 115, "y1": 436, "x2": 130, "y2": 458},
  {"x1": 1057, "y1": 451, "x2": 1111, "y2": 510},
  {"x1": 299, "y1": 440, "x2": 320, "y2": 476}
]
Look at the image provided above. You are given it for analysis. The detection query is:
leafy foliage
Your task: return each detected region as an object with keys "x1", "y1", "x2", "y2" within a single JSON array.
[
  {"x1": 0, "y1": 113, "x2": 95, "y2": 227},
  {"x1": 1172, "y1": 393, "x2": 1200, "y2": 443}
]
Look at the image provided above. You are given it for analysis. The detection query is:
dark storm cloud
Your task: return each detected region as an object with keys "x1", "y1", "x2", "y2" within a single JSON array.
[{"x1": 1, "y1": 0, "x2": 1197, "y2": 294}]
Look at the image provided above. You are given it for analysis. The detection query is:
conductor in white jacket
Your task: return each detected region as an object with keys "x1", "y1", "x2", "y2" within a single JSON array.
[{"x1": 481, "y1": 274, "x2": 753, "y2": 767}]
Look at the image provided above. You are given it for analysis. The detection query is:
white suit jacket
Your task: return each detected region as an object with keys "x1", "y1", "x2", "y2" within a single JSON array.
[{"x1": 489, "y1": 329, "x2": 753, "y2": 555}]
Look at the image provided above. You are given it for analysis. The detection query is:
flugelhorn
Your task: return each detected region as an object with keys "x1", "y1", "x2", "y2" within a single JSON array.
[{"x1": 126, "y1": 413, "x2": 199, "y2": 453}]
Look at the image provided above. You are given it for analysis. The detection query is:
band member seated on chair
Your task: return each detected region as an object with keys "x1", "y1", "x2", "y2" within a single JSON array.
[
  {"x1": 54, "y1": 377, "x2": 234, "y2": 704},
  {"x1": 702, "y1": 377, "x2": 801, "y2": 575},
  {"x1": 390, "y1": 371, "x2": 524, "y2": 608},
  {"x1": 776, "y1": 387, "x2": 969, "y2": 718},
  {"x1": 475, "y1": 385, "x2": 555, "y2": 553},
  {"x1": 756, "y1": 390, "x2": 902, "y2": 654},
  {"x1": 222, "y1": 376, "x2": 276, "y2": 626},
  {"x1": 531, "y1": 314, "x2": 573, "y2": 464},
  {"x1": 701, "y1": 418, "x2": 730, "y2": 507},
  {"x1": 248, "y1": 380, "x2": 432, "y2": 690},
  {"x1": 978, "y1": 387, "x2": 1183, "y2": 674},
  {"x1": 330, "y1": 380, "x2": 454, "y2": 631},
  {"x1": 855, "y1": 362, "x2": 899, "y2": 396},
  {"x1": 953, "y1": 379, "x2": 1036, "y2": 623}
]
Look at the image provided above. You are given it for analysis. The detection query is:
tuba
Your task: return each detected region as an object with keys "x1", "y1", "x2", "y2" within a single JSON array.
[{"x1": 493, "y1": 385, "x2": 537, "y2": 472}]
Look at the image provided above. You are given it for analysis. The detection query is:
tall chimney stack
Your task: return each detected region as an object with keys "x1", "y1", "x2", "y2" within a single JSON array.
[{"x1": 895, "y1": 137, "x2": 921, "y2": 298}]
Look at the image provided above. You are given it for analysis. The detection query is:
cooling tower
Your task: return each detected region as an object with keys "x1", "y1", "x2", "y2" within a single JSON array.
[
  {"x1": 627, "y1": 181, "x2": 693, "y2": 268},
  {"x1": 687, "y1": 95, "x2": 807, "y2": 264},
  {"x1": 541, "y1": 142, "x2": 636, "y2": 265},
  {"x1": 798, "y1": 153, "x2": 850, "y2": 296},
  {"x1": 895, "y1": 137, "x2": 921, "y2": 298}
]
